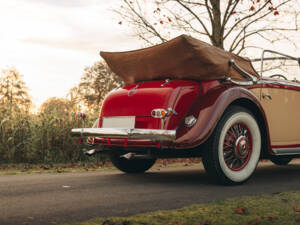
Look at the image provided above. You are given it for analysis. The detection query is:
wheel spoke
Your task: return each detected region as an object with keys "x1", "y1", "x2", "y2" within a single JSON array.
[{"x1": 223, "y1": 122, "x2": 253, "y2": 171}]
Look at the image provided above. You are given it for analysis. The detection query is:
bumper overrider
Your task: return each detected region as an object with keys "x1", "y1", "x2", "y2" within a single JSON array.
[{"x1": 71, "y1": 128, "x2": 177, "y2": 142}]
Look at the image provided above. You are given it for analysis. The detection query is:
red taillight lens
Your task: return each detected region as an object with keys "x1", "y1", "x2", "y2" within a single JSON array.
[{"x1": 151, "y1": 109, "x2": 168, "y2": 118}]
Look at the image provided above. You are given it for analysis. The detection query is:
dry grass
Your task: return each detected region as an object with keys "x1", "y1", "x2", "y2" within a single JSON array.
[{"x1": 62, "y1": 190, "x2": 300, "y2": 225}]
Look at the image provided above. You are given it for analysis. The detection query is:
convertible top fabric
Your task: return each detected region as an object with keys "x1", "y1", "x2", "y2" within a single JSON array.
[{"x1": 100, "y1": 34, "x2": 259, "y2": 85}]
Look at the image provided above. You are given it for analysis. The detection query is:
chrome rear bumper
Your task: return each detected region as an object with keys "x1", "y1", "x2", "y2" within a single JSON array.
[{"x1": 71, "y1": 128, "x2": 176, "y2": 142}]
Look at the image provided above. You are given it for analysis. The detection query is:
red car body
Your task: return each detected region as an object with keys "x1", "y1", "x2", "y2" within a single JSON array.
[
  {"x1": 93, "y1": 79, "x2": 265, "y2": 150},
  {"x1": 71, "y1": 35, "x2": 300, "y2": 185}
]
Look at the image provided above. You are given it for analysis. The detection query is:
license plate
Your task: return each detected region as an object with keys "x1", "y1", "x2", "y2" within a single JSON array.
[{"x1": 102, "y1": 116, "x2": 135, "y2": 129}]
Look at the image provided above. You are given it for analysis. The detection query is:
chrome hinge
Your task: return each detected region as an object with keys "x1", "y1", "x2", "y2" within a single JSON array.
[
  {"x1": 161, "y1": 79, "x2": 171, "y2": 86},
  {"x1": 128, "y1": 81, "x2": 144, "y2": 96}
]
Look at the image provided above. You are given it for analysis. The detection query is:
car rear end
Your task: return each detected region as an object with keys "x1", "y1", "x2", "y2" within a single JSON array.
[{"x1": 71, "y1": 79, "x2": 204, "y2": 152}]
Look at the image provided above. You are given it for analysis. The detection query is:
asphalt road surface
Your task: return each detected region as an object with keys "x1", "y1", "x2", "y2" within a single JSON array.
[{"x1": 1, "y1": 160, "x2": 300, "y2": 225}]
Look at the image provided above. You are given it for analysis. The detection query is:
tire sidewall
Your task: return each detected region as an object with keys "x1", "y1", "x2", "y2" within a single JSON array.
[
  {"x1": 110, "y1": 152, "x2": 156, "y2": 173},
  {"x1": 217, "y1": 109, "x2": 261, "y2": 183}
]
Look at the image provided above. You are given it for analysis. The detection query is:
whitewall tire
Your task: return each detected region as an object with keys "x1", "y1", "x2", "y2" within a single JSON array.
[{"x1": 202, "y1": 106, "x2": 261, "y2": 185}]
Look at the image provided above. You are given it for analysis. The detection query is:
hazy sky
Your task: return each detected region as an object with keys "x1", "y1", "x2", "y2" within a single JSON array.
[
  {"x1": 0, "y1": 0, "x2": 299, "y2": 108},
  {"x1": 0, "y1": 0, "x2": 140, "y2": 107}
]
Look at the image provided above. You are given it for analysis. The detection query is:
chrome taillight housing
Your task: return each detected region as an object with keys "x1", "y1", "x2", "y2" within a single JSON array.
[{"x1": 151, "y1": 109, "x2": 168, "y2": 118}]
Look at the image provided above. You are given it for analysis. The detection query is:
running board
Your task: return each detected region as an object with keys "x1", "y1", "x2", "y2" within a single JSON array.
[{"x1": 272, "y1": 147, "x2": 300, "y2": 155}]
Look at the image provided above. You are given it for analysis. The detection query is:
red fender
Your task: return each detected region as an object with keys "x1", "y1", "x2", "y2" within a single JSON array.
[{"x1": 173, "y1": 85, "x2": 271, "y2": 152}]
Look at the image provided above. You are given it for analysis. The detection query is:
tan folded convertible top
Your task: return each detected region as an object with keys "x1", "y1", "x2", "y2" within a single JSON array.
[{"x1": 100, "y1": 34, "x2": 259, "y2": 85}]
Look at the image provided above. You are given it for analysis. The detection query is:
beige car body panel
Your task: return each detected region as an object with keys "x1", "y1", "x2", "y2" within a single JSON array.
[{"x1": 260, "y1": 87, "x2": 300, "y2": 146}]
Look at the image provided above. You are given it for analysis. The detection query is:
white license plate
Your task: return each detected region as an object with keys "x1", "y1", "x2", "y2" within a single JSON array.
[{"x1": 102, "y1": 116, "x2": 135, "y2": 129}]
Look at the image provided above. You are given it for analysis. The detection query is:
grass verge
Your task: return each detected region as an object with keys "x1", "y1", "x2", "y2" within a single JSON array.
[
  {"x1": 61, "y1": 190, "x2": 300, "y2": 225},
  {"x1": 0, "y1": 158, "x2": 202, "y2": 175},
  {"x1": 0, "y1": 162, "x2": 113, "y2": 175}
]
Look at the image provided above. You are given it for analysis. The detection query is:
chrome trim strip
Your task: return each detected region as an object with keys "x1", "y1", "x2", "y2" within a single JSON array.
[
  {"x1": 71, "y1": 128, "x2": 176, "y2": 142},
  {"x1": 273, "y1": 147, "x2": 300, "y2": 155},
  {"x1": 226, "y1": 78, "x2": 254, "y2": 86},
  {"x1": 257, "y1": 80, "x2": 300, "y2": 89}
]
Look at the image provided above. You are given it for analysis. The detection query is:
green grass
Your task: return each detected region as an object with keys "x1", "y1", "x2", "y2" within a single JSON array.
[
  {"x1": 0, "y1": 158, "x2": 202, "y2": 175},
  {"x1": 61, "y1": 190, "x2": 300, "y2": 225},
  {"x1": 0, "y1": 162, "x2": 114, "y2": 175}
]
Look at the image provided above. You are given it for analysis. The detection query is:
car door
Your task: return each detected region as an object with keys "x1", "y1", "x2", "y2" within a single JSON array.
[{"x1": 260, "y1": 81, "x2": 300, "y2": 151}]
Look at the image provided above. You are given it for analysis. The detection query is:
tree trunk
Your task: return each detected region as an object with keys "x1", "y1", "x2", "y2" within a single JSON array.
[{"x1": 209, "y1": 0, "x2": 224, "y2": 49}]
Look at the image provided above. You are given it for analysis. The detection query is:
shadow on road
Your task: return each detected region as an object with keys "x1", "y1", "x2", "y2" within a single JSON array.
[{"x1": 107, "y1": 161, "x2": 300, "y2": 187}]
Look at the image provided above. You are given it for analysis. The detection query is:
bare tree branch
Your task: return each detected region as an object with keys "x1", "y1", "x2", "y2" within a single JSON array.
[
  {"x1": 174, "y1": 0, "x2": 212, "y2": 38},
  {"x1": 114, "y1": 0, "x2": 298, "y2": 55}
]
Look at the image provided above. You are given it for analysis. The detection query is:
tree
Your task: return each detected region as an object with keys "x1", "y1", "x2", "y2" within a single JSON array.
[
  {"x1": 115, "y1": 0, "x2": 299, "y2": 55},
  {"x1": 69, "y1": 61, "x2": 123, "y2": 114},
  {"x1": 40, "y1": 97, "x2": 75, "y2": 117},
  {"x1": 0, "y1": 67, "x2": 32, "y2": 114}
]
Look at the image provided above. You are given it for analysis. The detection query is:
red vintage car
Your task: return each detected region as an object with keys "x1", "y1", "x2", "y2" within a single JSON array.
[{"x1": 71, "y1": 35, "x2": 300, "y2": 185}]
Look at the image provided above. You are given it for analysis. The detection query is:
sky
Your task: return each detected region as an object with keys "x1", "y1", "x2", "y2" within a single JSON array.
[
  {"x1": 0, "y1": 0, "x2": 299, "y2": 108},
  {"x1": 0, "y1": 0, "x2": 140, "y2": 108}
]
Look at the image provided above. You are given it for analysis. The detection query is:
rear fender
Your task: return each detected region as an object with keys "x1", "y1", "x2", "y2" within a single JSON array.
[{"x1": 174, "y1": 85, "x2": 271, "y2": 152}]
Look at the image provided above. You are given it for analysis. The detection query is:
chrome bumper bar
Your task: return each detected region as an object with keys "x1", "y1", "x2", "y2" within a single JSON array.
[{"x1": 71, "y1": 128, "x2": 176, "y2": 142}]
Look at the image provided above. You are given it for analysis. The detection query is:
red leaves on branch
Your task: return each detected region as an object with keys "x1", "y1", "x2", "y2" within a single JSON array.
[
  {"x1": 154, "y1": 8, "x2": 161, "y2": 13},
  {"x1": 168, "y1": 17, "x2": 172, "y2": 22},
  {"x1": 268, "y1": 5, "x2": 279, "y2": 15},
  {"x1": 250, "y1": 6, "x2": 255, "y2": 11},
  {"x1": 231, "y1": 11, "x2": 236, "y2": 15},
  {"x1": 118, "y1": 21, "x2": 123, "y2": 25},
  {"x1": 160, "y1": 20, "x2": 163, "y2": 24}
]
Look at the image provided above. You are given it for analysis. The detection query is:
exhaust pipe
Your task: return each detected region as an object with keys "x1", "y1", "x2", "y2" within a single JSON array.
[
  {"x1": 120, "y1": 152, "x2": 155, "y2": 160},
  {"x1": 85, "y1": 149, "x2": 97, "y2": 156}
]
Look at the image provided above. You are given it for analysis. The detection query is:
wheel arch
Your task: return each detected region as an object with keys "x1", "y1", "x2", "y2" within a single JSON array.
[
  {"x1": 228, "y1": 98, "x2": 271, "y2": 158},
  {"x1": 174, "y1": 85, "x2": 272, "y2": 155}
]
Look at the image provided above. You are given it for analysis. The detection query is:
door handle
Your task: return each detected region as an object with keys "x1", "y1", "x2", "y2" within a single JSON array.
[{"x1": 262, "y1": 93, "x2": 272, "y2": 100}]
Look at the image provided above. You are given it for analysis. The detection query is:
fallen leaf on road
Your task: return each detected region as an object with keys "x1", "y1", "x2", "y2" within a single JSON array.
[
  {"x1": 247, "y1": 218, "x2": 260, "y2": 225},
  {"x1": 294, "y1": 206, "x2": 300, "y2": 212},
  {"x1": 268, "y1": 216, "x2": 276, "y2": 220},
  {"x1": 235, "y1": 206, "x2": 246, "y2": 214}
]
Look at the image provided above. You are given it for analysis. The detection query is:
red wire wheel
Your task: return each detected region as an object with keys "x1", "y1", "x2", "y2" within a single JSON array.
[
  {"x1": 202, "y1": 106, "x2": 261, "y2": 185},
  {"x1": 223, "y1": 123, "x2": 253, "y2": 171}
]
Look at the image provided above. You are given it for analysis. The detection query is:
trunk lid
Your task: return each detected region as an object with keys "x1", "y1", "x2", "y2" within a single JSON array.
[{"x1": 100, "y1": 80, "x2": 201, "y2": 129}]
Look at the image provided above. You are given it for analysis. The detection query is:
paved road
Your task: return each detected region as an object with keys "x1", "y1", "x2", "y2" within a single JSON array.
[{"x1": 1, "y1": 160, "x2": 300, "y2": 225}]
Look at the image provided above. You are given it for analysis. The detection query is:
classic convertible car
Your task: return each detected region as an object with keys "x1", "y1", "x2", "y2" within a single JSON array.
[{"x1": 71, "y1": 35, "x2": 300, "y2": 185}]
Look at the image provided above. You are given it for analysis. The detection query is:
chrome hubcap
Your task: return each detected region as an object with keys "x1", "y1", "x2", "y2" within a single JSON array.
[{"x1": 223, "y1": 123, "x2": 252, "y2": 171}]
